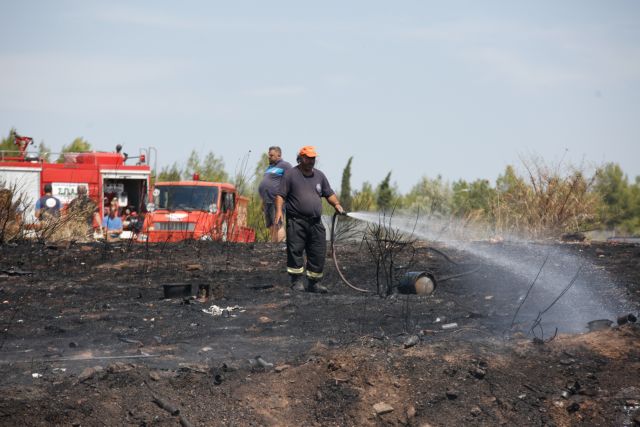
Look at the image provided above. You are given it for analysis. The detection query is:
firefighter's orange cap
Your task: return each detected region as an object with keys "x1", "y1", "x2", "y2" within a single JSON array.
[{"x1": 298, "y1": 145, "x2": 317, "y2": 158}]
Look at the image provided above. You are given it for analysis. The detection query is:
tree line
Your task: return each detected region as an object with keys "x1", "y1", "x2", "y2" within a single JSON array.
[{"x1": 2, "y1": 129, "x2": 639, "y2": 239}]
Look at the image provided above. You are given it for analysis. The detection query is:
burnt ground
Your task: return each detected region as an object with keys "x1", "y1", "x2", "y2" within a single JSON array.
[{"x1": 0, "y1": 237, "x2": 639, "y2": 426}]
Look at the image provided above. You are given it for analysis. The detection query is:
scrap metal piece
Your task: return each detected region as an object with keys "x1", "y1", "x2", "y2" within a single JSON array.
[
  {"x1": 617, "y1": 313, "x2": 637, "y2": 326},
  {"x1": 398, "y1": 271, "x2": 436, "y2": 295}
]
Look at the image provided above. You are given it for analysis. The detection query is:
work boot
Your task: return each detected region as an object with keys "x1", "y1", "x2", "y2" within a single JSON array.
[
  {"x1": 290, "y1": 275, "x2": 306, "y2": 292},
  {"x1": 307, "y1": 279, "x2": 328, "y2": 294}
]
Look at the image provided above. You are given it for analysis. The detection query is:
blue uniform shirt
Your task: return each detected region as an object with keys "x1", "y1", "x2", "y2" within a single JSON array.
[{"x1": 258, "y1": 159, "x2": 292, "y2": 203}]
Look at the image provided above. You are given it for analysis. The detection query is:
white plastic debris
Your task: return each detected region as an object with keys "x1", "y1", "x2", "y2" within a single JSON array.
[
  {"x1": 32, "y1": 373, "x2": 42, "y2": 378},
  {"x1": 202, "y1": 305, "x2": 243, "y2": 316},
  {"x1": 441, "y1": 322, "x2": 458, "y2": 330},
  {"x1": 254, "y1": 356, "x2": 273, "y2": 368}
]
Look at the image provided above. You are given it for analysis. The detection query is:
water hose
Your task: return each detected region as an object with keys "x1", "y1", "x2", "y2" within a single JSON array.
[{"x1": 331, "y1": 212, "x2": 371, "y2": 293}]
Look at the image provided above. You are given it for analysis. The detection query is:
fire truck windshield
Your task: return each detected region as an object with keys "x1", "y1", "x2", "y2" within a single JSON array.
[{"x1": 155, "y1": 185, "x2": 219, "y2": 211}]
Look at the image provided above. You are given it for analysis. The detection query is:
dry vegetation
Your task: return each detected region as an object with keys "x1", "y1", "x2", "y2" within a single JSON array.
[{"x1": 492, "y1": 159, "x2": 600, "y2": 239}]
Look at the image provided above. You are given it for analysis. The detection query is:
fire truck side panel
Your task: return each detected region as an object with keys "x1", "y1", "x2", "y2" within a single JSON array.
[
  {"x1": 41, "y1": 164, "x2": 101, "y2": 206},
  {"x1": 0, "y1": 164, "x2": 42, "y2": 222}
]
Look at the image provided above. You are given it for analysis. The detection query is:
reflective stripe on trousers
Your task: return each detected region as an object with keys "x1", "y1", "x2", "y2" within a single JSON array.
[{"x1": 285, "y1": 216, "x2": 326, "y2": 280}]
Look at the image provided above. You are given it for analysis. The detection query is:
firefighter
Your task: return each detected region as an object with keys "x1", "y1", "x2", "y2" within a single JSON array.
[
  {"x1": 258, "y1": 146, "x2": 292, "y2": 243},
  {"x1": 274, "y1": 146, "x2": 345, "y2": 293},
  {"x1": 35, "y1": 184, "x2": 61, "y2": 221}
]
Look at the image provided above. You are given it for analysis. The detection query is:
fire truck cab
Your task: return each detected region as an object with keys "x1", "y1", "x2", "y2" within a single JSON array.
[
  {"x1": 138, "y1": 177, "x2": 255, "y2": 242},
  {"x1": 138, "y1": 178, "x2": 255, "y2": 243}
]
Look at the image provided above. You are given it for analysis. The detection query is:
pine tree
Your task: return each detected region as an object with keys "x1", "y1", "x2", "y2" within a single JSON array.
[
  {"x1": 376, "y1": 172, "x2": 393, "y2": 212},
  {"x1": 340, "y1": 157, "x2": 353, "y2": 211}
]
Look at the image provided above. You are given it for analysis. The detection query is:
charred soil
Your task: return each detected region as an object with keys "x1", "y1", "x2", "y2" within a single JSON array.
[{"x1": 0, "y1": 239, "x2": 639, "y2": 426}]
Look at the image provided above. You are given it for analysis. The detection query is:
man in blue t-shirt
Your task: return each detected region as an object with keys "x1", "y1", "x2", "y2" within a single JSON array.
[
  {"x1": 35, "y1": 184, "x2": 61, "y2": 221},
  {"x1": 102, "y1": 202, "x2": 123, "y2": 241},
  {"x1": 274, "y1": 146, "x2": 345, "y2": 293},
  {"x1": 258, "y1": 146, "x2": 292, "y2": 242}
]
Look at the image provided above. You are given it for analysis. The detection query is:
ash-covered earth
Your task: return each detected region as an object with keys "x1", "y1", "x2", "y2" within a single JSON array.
[{"x1": 0, "y1": 238, "x2": 639, "y2": 426}]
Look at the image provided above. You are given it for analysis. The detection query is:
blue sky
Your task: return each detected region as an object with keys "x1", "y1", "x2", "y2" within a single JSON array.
[{"x1": 1, "y1": 1, "x2": 639, "y2": 193}]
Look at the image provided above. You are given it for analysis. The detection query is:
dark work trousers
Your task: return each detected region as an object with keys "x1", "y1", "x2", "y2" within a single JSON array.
[{"x1": 286, "y1": 216, "x2": 327, "y2": 282}]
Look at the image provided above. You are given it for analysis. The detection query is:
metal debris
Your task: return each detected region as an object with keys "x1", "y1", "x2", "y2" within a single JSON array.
[
  {"x1": 587, "y1": 319, "x2": 613, "y2": 332},
  {"x1": 202, "y1": 305, "x2": 243, "y2": 316},
  {"x1": 617, "y1": 313, "x2": 637, "y2": 325}
]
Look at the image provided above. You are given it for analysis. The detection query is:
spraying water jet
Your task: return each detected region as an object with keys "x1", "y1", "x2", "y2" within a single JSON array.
[
  {"x1": 330, "y1": 212, "x2": 476, "y2": 296},
  {"x1": 334, "y1": 210, "x2": 633, "y2": 334}
]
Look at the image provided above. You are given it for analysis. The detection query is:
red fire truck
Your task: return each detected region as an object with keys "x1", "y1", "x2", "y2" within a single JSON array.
[
  {"x1": 138, "y1": 177, "x2": 255, "y2": 243},
  {"x1": 0, "y1": 132, "x2": 152, "y2": 227}
]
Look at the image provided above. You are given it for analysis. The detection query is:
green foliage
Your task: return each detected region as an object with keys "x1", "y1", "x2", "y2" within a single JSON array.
[
  {"x1": 351, "y1": 182, "x2": 376, "y2": 212},
  {"x1": 157, "y1": 162, "x2": 182, "y2": 182},
  {"x1": 402, "y1": 175, "x2": 452, "y2": 215},
  {"x1": 1, "y1": 130, "x2": 49, "y2": 161},
  {"x1": 376, "y1": 172, "x2": 395, "y2": 212},
  {"x1": 594, "y1": 163, "x2": 640, "y2": 233},
  {"x1": 340, "y1": 157, "x2": 353, "y2": 211},
  {"x1": 253, "y1": 153, "x2": 270, "y2": 180},
  {"x1": 0, "y1": 128, "x2": 16, "y2": 153},
  {"x1": 184, "y1": 150, "x2": 228, "y2": 182},
  {"x1": 245, "y1": 152, "x2": 270, "y2": 242},
  {"x1": 452, "y1": 179, "x2": 495, "y2": 218},
  {"x1": 57, "y1": 137, "x2": 92, "y2": 163}
]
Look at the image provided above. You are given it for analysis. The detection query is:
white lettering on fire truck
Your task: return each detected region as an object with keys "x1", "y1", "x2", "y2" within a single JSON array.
[
  {"x1": 167, "y1": 213, "x2": 188, "y2": 221},
  {"x1": 52, "y1": 183, "x2": 89, "y2": 204}
]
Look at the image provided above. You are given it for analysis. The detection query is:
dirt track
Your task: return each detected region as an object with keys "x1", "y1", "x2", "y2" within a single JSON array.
[{"x1": 0, "y1": 239, "x2": 639, "y2": 426}]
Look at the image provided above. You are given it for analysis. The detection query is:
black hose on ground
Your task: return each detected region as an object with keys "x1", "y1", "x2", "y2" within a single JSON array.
[{"x1": 331, "y1": 212, "x2": 371, "y2": 293}]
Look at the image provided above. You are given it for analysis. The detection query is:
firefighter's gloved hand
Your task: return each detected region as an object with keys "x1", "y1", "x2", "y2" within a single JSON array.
[{"x1": 335, "y1": 205, "x2": 347, "y2": 216}]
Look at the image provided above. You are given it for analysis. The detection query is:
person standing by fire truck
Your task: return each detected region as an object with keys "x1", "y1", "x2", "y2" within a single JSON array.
[
  {"x1": 258, "y1": 146, "x2": 292, "y2": 242},
  {"x1": 274, "y1": 146, "x2": 345, "y2": 293},
  {"x1": 35, "y1": 183, "x2": 61, "y2": 221},
  {"x1": 102, "y1": 200, "x2": 123, "y2": 241}
]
